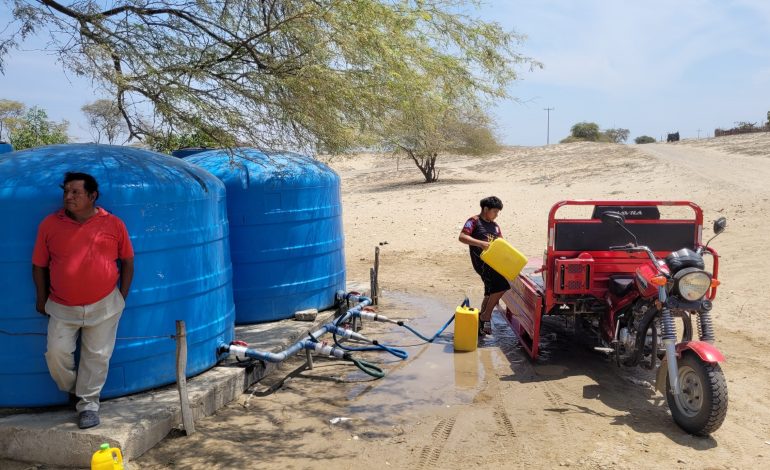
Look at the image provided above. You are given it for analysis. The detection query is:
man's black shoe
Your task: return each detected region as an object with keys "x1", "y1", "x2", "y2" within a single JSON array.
[{"x1": 78, "y1": 410, "x2": 100, "y2": 429}]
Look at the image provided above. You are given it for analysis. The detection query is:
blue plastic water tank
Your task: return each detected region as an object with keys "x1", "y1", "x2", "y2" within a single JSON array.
[
  {"x1": 171, "y1": 147, "x2": 214, "y2": 159},
  {"x1": 0, "y1": 142, "x2": 12, "y2": 154},
  {"x1": 0, "y1": 144, "x2": 234, "y2": 407},
  {"x1": 185, "y1": 148, "x2": 345, "y2": 323}
]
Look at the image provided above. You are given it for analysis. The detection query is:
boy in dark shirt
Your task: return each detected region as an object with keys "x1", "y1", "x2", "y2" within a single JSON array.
[{"x1": 458, "y1": 196, "x2": 509, "y2": 336}]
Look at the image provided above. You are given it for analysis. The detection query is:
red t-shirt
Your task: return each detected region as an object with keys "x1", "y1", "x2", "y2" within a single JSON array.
[{"x1": 32, "y1": 208, "x2": 134, "y2": 306}]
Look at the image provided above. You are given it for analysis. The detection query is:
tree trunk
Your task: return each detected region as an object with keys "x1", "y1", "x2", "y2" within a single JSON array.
[{"x1": 405, "y1": 149, "x2": 440, "y2": 183}]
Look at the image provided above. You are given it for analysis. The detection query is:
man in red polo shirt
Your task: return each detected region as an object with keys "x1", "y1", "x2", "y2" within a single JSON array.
[{"x1": 32, "y1": 172, "x2": 134, "y2": 429}]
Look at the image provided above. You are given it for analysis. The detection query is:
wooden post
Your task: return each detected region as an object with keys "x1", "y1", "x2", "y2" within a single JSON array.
[
  {"x1": 175, "y1": 320, "x2": 195, "y2": 435},
  {"x1": 305, "y1": 348, "x2": 314, "y2": 370},
  {"x1": 374, "y1": 246, "x2": 380, "y2": 305},
  {"x1": 370, "y1": 267, "x2": 376, "y2": 309}
]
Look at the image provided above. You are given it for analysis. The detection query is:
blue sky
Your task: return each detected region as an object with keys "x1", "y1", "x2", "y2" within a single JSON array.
[{"x1": 1, "y1": 0, "x2": 769, "y2": 146}]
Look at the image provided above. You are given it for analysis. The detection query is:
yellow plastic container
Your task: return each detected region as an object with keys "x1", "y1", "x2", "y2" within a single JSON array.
[
  {"x1": 480, "y1": 238, "x2": 528, "y2": 281},
  {"x1": 454, "y1": 305, "x2": 479, "y2": 352},
  {"x1": 91, "y1": 443, "x2": 124, "y2": 470}
]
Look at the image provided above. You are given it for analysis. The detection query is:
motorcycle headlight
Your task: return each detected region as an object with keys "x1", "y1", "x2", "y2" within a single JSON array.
[{"x1": 674, "y1": 268, "x2": 712, "y2": 301}]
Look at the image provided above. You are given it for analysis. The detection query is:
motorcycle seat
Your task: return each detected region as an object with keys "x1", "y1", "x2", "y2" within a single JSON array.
[{"x1": 608, "y1": 276, "x2": 635, "y2": 297}]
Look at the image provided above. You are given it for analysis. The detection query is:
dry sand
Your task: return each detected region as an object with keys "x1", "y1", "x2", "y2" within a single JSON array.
[{"x1": 136, "y1": 133, "x2": 770, "y2": 469}]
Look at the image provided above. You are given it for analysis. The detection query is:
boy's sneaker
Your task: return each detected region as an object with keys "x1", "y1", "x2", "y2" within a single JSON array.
[{"x1": 479, "y1": 321, "x2": 492, "y2": 336}]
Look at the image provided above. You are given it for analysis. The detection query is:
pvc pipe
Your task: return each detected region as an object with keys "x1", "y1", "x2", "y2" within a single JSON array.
[
  {"x1": 220, "y1": 294, "x2": 373, "y2": 363},
  {"x1": 224, "y1": 336, "x2": 347, "y2": 362}
]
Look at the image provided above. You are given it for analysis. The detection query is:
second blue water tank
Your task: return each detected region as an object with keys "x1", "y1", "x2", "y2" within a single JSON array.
[
  {"x1": 186, "y1": 148, "x2": 346, "y2": 323},
  {"x1": 171, "y1": 147, "x2": 213, "y2": 159}
]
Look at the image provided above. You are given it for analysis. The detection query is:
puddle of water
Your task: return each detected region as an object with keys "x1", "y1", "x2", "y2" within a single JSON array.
[
  {"x1": 344, "y1": 292, "x2": 522, "y2": 421},
  {"x1": 453, "y1": 349, "x2": 481, "y2": 390}
]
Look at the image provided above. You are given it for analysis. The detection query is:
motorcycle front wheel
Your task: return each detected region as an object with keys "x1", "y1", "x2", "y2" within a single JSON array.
[{"x1": 666, "y1": 352, "x2": 728, "y2": 436}]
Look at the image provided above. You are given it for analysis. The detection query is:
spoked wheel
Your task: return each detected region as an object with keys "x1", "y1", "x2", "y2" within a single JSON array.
[{"x1": 666, "y1": 352, "x2": 728, "y2": 436}]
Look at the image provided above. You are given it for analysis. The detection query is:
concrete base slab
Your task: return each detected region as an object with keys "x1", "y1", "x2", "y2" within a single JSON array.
[{"x1": 0, "y1": 309, "x2": 338, "y2": 468}]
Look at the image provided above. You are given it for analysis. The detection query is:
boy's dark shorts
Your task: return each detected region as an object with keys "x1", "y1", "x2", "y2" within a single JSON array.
[{"x1": 477, "y1": 264, "x2": 510, "y2": 296}]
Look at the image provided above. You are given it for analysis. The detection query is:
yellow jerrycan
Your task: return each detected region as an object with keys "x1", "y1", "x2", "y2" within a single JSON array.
[
  {"x1": 454, "y1": 299, "x2": 479, "y2": 352},
  {"x1": 480, "y1": 238, "x2": 528, "y2": 281},
  {"x1": 91, "y1": 443, "x2": 124, "y2": 470}
]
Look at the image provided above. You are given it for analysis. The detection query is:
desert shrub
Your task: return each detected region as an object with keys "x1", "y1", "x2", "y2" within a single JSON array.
[
  {"x1": 570, "y1": 122, "x2": 600, "y2": 141},
  {"x1": 562, "y1": 122, "x2": 631, "y2": 144},
  {"x1": 451, "y1": 123, "x2": 500, "y2": 156},
  {"x1": 603, "y1": 128, "x2": 630, "y2": 143},
  {"x1": 635, "y1": 135, "x2": 656, "y2": 144}
]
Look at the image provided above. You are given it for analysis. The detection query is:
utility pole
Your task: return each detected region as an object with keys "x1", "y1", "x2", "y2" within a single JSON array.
[
  {"x1": 697, "y1": 128, "x2": 702, "y2": 139},
  {"x1": 544, "y1": 107, "x2": 554, "y2": 145}
]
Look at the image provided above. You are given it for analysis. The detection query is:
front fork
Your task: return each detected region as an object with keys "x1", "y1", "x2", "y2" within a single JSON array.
[{"x1": 658, "y1": 287, "x2": 682, "y2": 396}]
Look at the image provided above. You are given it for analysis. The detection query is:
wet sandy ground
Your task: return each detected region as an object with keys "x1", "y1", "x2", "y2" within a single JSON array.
[{"x1": 135, "y1": 288, "x2": 764, "y2": 469}]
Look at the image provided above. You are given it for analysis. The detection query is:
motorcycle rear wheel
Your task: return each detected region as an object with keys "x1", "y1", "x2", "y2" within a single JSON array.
[{"x1": 666, "y1": 352, "x2": 728, "y2": 436}]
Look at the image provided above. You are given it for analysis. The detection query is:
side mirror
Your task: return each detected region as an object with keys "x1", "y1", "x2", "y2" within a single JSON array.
[
  {"x1": 600, "y1": 211, "x2": 625, "y2": 226},
  {"x1": 713, "y1": 217, "x2": 727, "y2": 235}
]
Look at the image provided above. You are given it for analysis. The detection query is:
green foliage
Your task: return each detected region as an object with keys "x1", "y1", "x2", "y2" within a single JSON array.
[
  {"x1": 81, "y1": 99, "x2": 127, "y2": 144},
  {"x1": 1, "y1": 1, "x2": 540, "y2": 153},
  {"x1": 0, "y1": 98, "x2": 24, "y2": 141},
  {"x1": 634, "y1": 135, "x2": 656, "y2": 144},
  {"x1": 144, "y1": 129, "x2": 220, "y2": 155},
  {"x1": 451, "y1": 121, "x2": 501, "y2": 156},
  {"x1": 603, "y1": 128, "x2": 630, "y2": 144},
  {"x1": 382, "y1": 95, "x2": 501, "y2": 182},
  {"x1": 569, "y1": 122, "x2": 601, "y2": 141},
  {"x1": 8, "y1": 107, "x2": 69, "y2": 150},
  {"x1": 562, "y1": 122, "x2": 631, "y2": 144}
]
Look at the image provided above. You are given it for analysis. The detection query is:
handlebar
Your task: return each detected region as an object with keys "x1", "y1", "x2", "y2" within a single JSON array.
[
  {"x1": 608, "y1": 244, "x2": 667, "y2": 276},
  {"x1": 609, "y1": 244, "x2": 636, "y2": 251}
]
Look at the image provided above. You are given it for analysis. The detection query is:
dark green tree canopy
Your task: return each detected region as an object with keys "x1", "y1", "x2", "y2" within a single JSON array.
[
  {"x1": 570, "y1": 122, "x2": 600, "y2": 141},
  {"x1": 7, "y1": 106, "x2": 69, "y2": 149},
  {"x1": 1, "y1": 0, "x2": 538, "y2": 152}
]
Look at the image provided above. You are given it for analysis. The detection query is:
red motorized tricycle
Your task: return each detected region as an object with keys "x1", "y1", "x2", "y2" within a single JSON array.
[{"x1": 502, "y1": 200, "x2": 727, "y2": 435}]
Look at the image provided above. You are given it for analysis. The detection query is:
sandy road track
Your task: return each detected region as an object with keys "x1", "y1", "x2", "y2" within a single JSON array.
[{"x1": 636, "y1": 142, "x2": 770, "y2": 193}]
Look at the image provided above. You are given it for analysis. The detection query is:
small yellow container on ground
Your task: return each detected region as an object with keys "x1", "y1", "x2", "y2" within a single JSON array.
[
  {"x1": 91, "y1": 443, "x2": 124, "y2": 470},
  {"x1": 480, "y1": 238, "x2": 528, "y2": 281},
  {"x1": 454, "y1": 305, "x2": 480, "y2": 352}
]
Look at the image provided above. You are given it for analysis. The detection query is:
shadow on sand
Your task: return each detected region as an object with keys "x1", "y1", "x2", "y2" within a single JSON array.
[{"x1": 493, "y1": 315, "x2": 718, "y2": 450}]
